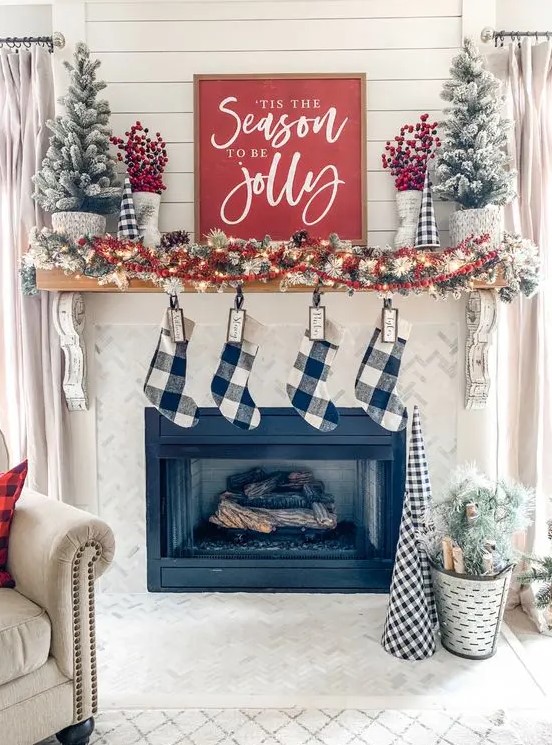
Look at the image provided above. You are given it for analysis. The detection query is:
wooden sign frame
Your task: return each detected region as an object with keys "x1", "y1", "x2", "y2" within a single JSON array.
[{"x1": 194, "y1": 73, "x2": 367, "y2": 243}]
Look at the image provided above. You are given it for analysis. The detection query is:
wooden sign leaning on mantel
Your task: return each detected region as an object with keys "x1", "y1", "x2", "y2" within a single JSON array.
[{"x1": 194, "y1": 73, "x2": 367, "y2": 243}]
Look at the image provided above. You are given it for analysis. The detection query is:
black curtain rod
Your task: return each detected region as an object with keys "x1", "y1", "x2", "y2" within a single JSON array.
[
  {"x1": 481, "y1": 27, "x2": 551, "y2": 46},
  {"x1": 0, "y1": 33, "x2": 65, "y2": 53}
]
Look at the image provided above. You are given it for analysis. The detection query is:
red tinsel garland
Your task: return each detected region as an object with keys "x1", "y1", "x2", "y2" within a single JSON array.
[{"x1": 82, "y1": 233, "x2": 498, "y2": 293}]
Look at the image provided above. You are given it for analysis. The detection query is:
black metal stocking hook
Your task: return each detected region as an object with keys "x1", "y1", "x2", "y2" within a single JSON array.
[
  {"x1": 169, "y1": 293, "x2": 179, "y2": 310},
  {"x1": 312, "y1": 284, "x2": 322, "y2": 308},
  {"x1": 383, "y1": 296, "x2": 392, "y2": 310},
  {"x1": 235, "y1": 283, "x2": 244, "y2": 310}
]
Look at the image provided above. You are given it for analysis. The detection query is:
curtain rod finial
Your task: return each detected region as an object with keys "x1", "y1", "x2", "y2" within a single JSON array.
[
  {"x1": 480, "y1": 27, "x2": 495, "y2": 43},
  {"x1": 52, "y1": 31, "x2": 65, "y2": 50}
]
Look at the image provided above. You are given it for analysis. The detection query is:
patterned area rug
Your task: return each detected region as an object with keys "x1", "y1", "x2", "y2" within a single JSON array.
[{"x1": 40, "y1": 708, "x2": 552, "y2": 744}]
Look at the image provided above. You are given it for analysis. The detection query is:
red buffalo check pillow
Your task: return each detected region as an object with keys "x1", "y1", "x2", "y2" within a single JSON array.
[{"x1": 0, "y1": 460, "x2": 28, "y2": 588}]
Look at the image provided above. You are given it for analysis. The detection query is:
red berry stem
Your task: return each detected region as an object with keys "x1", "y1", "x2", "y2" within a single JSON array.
[
  {"x1": 381, "y1": 113, "x2": 441, "y2": 191},
  {"x1": 110, "y1": 121, "x2": 168, "y2": 193}
]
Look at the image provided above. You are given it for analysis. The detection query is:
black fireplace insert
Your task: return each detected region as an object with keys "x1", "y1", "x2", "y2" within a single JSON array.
[{"x1": 145, "y1": 407, "x2": 405, "y2": 592}]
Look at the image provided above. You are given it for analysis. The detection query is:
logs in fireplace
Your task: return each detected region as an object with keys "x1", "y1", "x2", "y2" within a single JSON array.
[{"x1": 209, "y1": 469, "x2": 338, "y2": 533}]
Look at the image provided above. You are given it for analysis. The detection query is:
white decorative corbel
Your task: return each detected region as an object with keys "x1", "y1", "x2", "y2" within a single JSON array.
[
  {"x1": 465, "y1": 289, "x2": 498, "y2": 409},
  {"x1": 52, "y1": 292, "x2": 88, "y2": 411}
]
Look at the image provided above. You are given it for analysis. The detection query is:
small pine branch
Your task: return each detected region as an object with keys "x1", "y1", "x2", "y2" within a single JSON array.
[
  {"x1": 434, "y1": 38, "x2": 516, "y2": 209},
  {"x1": 519, "y1": 554, "x2": 552, "y2": 608},
  {"x1": 535, "y1": 584, "x2": 552, "y2": 609},
  {"x1": 424, "y1": 463, "x2": 533, "y2": 575},
  {"x1": 33, "y1": 42, "x2": 120, "y2": 215}
]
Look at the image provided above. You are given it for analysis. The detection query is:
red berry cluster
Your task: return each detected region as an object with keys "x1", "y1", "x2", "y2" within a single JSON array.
[
  {"x1": 110, "y1": 121, "x2": 168, "y2": 194},
  {"x1": 381, "y1": 113, "x2": 441, "y2": 191}
]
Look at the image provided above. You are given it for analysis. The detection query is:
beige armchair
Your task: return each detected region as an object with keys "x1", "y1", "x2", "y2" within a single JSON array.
[{"x1": 0, "y1": 490, "x2": 115, "y2": 745}]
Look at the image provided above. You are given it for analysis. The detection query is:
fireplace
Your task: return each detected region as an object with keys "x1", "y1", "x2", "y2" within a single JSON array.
[{"x1": 145, "y1": 407, "x2": 405, "y2": 592}]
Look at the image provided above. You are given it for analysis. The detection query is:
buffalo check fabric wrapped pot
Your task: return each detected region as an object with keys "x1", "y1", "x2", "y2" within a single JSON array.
[{"x1": 381, "y1": 406, "x2": 437, "y2": 659}]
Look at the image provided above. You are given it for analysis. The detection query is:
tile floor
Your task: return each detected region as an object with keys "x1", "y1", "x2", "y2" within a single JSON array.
[
  {"x1": 95, "y1": 593, "x2": 550, "y2": 710},
  {"x1": 37, "y1": 594, "x2": 552, "y2": 745}
]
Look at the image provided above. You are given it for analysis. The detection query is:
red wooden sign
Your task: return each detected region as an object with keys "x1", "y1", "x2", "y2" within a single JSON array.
[{"x1": 194, "y1": 74, "x2": 366, "y2": 243}]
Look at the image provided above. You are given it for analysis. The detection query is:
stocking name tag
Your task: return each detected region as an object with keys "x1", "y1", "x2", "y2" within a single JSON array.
[
  {"x1": 381, "y1": 307, "x2": 398, "y2": 343},
  {"x1": 309, "y1": 306, "x2": 326, "y2": 341},
  {"x1": 168, "y1": 308, "x2": 186, "y2": 342},
  {"x1": 227, "y1": 309, "x2": 246, "y2": 342}
]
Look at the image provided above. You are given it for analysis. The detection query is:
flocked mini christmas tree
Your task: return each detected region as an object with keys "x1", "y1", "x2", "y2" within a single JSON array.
[
  {"x1": 33, "y1": 42, "x2": 120, "y2": 214},
  {"x1": 434, "y1": 38, "x2": 515, "y2": 209}
]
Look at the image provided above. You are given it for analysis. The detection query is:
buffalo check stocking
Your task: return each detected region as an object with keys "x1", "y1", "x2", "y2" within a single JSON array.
[
  {"x1": 211, "y1": 315, "x2": 267, "y2": 430},
  {"x1": 355, "y1": 317, "x2": 411, "y2": 431},
  {"x1": 144, "y1": 312, "x2": 199, "y2": 428},
  {"x1": 381, "y1": 406, "x2": 436, "y2": 659},
  {"x1": 287, "y1": 319, "x2": 344, "y2": 432}
]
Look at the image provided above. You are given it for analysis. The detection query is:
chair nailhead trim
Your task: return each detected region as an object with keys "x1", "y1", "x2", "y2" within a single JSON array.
[{"x1": 70, "y1": 541, "x2": 102, "y2": 723}]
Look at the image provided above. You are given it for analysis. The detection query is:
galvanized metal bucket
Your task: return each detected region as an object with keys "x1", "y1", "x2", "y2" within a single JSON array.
[{"x1": 430, "y1": 560, "x2": 513, "y2": 660}]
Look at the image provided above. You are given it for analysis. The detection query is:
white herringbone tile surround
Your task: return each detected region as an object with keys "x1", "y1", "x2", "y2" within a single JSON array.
[
  {"x1": 95, "y1": 321, "x2": 458, "y2": 593},
  {"x1": 95, "y1": 593, "x2": 547, "y2": 711}
]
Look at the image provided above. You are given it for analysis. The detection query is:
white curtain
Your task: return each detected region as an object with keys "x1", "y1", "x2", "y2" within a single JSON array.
[
  {"x1": 488, "y1": 41, "x2": 552, "y2": 606},
  {"x1": 0, "y1": 46, "x2": 67, "y2": 499}
]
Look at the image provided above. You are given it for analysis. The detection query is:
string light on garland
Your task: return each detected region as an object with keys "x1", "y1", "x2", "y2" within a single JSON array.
[{"x1": 22, "y1": 227, "x2": 540, "y2": 302}]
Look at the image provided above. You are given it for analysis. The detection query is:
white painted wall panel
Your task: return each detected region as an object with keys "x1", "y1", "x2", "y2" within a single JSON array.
[
  {"x1": 88, "y1": 17, "x2": 460, "y2": 52},
  {"x1": 87, "y1": 0, "x2": 461, "y2": 23},
  {"x1": 94, "y1": 49, "x2": 455, "y2": 82}
]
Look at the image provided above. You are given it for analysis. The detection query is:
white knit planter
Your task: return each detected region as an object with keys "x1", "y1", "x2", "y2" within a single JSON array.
[
  {"x1": 449, "y1": 206, "x2": 502, "y2": 248},
  {"x1": 51, "y1": 211, "x2": 106, "y2": 241},
  {"x1": 132, "y1": 191, "x2": 161, "y2": 248},
  {"x1": 394, "y1": 190, "x2": 423, "y2": 248}
]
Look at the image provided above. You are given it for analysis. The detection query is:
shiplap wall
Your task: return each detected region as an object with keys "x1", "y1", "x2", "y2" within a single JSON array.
[{"x1": 85, "y1": 0, "x2": 462, "y2": 243}]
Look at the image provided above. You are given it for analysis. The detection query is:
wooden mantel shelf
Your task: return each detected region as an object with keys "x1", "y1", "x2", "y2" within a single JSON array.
[{"x1": 35, "y1": 268, "x2": 505, "y2": 293}]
